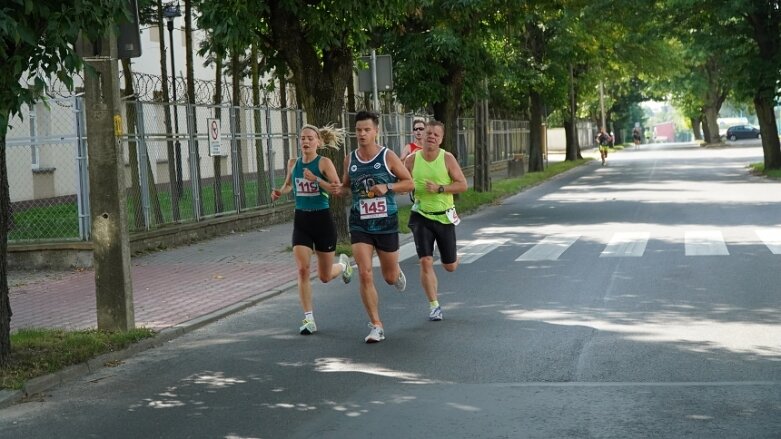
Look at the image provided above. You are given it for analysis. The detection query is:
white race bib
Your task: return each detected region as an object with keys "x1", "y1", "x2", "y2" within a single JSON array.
[
  {"x1": 359, "y1": 197, "x2": 388, "y2": 219},
  {"x1": 295, "y1": 177, "x2": 320, "y2": 197},
  {"x1": 446, "y1": 207, "x2": 461, "y2": 226}
]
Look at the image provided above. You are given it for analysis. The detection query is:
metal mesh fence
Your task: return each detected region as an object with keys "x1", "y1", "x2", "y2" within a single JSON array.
[
  {"x1": 6, "y1": 97, "x2": 90, "y2": 242},
  {"x1": 7, "y1": 98, "x2": 530, "y2": 243}
]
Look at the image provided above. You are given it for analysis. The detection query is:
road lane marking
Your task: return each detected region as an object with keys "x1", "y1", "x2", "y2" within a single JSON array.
[
  {"x1": 516, "y1": 234, "x2": 580, "y2": 261},
  {"x1": 457, "y1": 238, "x2": 510, "y2": 264},
  {"x1": 601, "y1": 232, "x2": 650, "y2": 257},
  {"x1": 685, "y1": 231, "x2": 729, "y2": 256},
  {"x1": 756, "y1": 229, "x2": 781, "y2": 254}
]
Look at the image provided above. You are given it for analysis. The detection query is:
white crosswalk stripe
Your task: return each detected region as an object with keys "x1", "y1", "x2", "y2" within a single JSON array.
[
  {"x1": 457, "y1": 238, "x2": 510, "y2": 264},
  {"x1": 684, "y1": 231, "x2": 729, "y2": 256},
  {"x1": 391, "y1": 229, "x2": 781, "y2": 264},
  {"x1": 376, "y1": 242, "x2": 418, "y2": 266},
  {"x1": 516, "y1": 234, "x2": 580, "y2": 261},
  {"x1": 756, "y1": 229, "x2": 781, "y2": 255},
  {"x1": 601, "y1": 232, "x2": 650, "y2": 257}
]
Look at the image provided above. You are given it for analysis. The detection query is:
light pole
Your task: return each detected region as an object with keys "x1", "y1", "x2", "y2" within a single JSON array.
[{"x1": 164, "y1": 1, "x2": 183, "y2": 196}]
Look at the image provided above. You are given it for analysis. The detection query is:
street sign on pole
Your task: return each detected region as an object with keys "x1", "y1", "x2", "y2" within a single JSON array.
[
  {"x1": 357, "y1": 54, "x2": 393, "y2": 93},
  {"x1": 207, "y1": 118, "x2": 225, "y2": 156}
]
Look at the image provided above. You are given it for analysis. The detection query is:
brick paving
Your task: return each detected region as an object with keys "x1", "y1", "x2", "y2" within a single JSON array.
[{"x1": 8, "y1": 222, "x2": 302, "y2": 331}]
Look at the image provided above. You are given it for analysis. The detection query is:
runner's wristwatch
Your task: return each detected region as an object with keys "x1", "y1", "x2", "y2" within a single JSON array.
[{"x1": 438, "y1": 185, "x2": 445, "y2": 193}]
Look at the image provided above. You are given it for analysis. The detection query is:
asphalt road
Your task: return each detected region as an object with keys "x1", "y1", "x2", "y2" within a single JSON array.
[{"x1": 2, "y1": 141, "x2": 780, "y2": 438}]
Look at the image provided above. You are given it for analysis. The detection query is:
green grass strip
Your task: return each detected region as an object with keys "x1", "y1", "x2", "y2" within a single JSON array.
[
  {"x1": 1, "y1": 328, "x2": 155, "y2": 390},
  {"x1": 750, "y1": 162, "x2": 781, "y2": 180}
]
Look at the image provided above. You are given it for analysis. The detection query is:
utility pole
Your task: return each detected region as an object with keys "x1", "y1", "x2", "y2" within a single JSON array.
[
  {"x1": 80, "y1": 30, "x2": 135, "y2": 331},
  {"x1": 164, "y1": 1, "x2": 184, "y2": 197}
]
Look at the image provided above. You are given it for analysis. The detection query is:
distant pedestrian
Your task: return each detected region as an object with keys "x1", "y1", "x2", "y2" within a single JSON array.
[
  {"x1": 271, "y1": 124, "x2": 353, "y2": 335},
  {"x1": 596, "y1": 128, "x2": 611, "y2": 166},
  {"x1": 632, "y1": 127, "x2": 642, "y2": 148},
  {"x1": 340, "y1": 110, "x2": 414, "y2": 343},
  {"x1": 405, "y1": 120, "x2": 467, "y2": 322}
]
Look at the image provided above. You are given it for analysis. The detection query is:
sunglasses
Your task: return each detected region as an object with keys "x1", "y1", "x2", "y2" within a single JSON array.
[{"x1": 413, "y1": 127, "x2": 425, "y2": 131}]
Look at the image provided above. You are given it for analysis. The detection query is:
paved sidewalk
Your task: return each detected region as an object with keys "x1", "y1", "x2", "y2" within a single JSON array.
[{"x1": 8, "y1": 221, "x2": 300, "y2": 332}]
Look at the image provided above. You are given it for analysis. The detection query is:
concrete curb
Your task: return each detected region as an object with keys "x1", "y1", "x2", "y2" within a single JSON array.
[{"x1": 0, "y1": 285, "x2": 292, "y2": 410}]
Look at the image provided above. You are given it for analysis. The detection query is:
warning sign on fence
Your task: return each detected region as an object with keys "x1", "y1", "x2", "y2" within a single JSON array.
[{"x1": 207, "y1": 118, "x2": 226, "y2": 157}]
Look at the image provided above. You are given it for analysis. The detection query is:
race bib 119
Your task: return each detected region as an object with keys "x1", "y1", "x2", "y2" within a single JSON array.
[{"x1": 295, "y1": 177, "x2": 320, "y2": 197}]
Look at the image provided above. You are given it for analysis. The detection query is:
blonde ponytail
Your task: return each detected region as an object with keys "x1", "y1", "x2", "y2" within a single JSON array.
[
  {"x1": 301, "y1": 123, "x2": 344, "y2": 150},
  {"x1": 318, "y1": 124, "x2": 345, "y2": 150}
]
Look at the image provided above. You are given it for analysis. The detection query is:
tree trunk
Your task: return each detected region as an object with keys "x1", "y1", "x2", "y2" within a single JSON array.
[
  {"x1": 251, "y1": 44, "x2": 270, "y2": 206},
  {"x1": 702, "y1": 106, "x2": 721, "y2": 144},
  {"x1": 230, "y1": 52, "x2": 246, "y2": 209},
  {"x1": 122, "y1": 59, "x2": 163, "y2": 228},
  {"x1": 184, "y1": 0, "x2": 203, "y2": 216},
  {"x1": 0, "y1": 109, "x2": 12, "y2": 365},
  {"x1": 156, "y1": 0, "x2": 180, "y2": 221},
  {"x1": 213, "y1": 56, "x2": 224, "y2": 213},
  {"x1": 526, "y1": 18, "x2": 546, "y2": 171},
  {"x1": 473, "y1": 81, "x2": 491, "y2": 192},
  {"x1": 701, "y1": 114, "x2": 712, "y2": 144},
  {"x1": 754, "y1": 94, "x2": 781, "y2": 170},
  {"x1": 123, "y1": 59, "x2": 145, "y2": 230},
  {"x1": 347, "y1": 75, "x2": 357, "y2": 113},
  {"x1": 279, "y1": 75, "x2": 291, "y2": 165},
  {"x1": 701, "y1": 57, "x2": 727, "y2": 145},
  {"x1": 746, "y1": 7, "x2": 781, "y2": 170},
  {"x1": 691, "y1": 116, "x2": 703, "y2": 141},
  {"x1": 528, "y1": 91, "x2": 545, "y2": 172},
  {"x1": 566, "y1": 64, "x2": 583, "y2": 160},
  {"x1": 431, "y1": 67, "x2": 465, "y2": 158}
]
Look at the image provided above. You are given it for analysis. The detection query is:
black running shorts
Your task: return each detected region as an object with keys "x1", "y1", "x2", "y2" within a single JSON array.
[
  {"x1": 292, "y1": 209, "x2": 337, "y2": 252},
  {"x1": 408, "y1": 211, "x2": 457, "y2": 264},
  {"x1": 350, "y1": 230, "x2": 399, "y2": 253}
]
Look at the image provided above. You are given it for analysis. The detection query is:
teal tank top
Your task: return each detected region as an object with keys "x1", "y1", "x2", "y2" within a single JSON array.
[
  {"x1": 348, "y1": 147, "x2": 398, "y2": 233},
  {"x1": 292, "y1": 156, "x2": 329, "y2": 211}
]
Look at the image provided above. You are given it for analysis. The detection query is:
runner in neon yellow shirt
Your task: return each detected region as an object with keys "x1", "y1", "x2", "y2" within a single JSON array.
[{"x1": 404, "y1": 120, "x2": 468, "y2": 321}]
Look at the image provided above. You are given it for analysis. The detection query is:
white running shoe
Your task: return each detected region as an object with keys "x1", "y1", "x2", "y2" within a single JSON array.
[
  {"x1": 299, "y1": 319, "x2": 317, "y2": 335},
  {"x1": 364, "y1": 323, "x2": 385, "y2": 343},
  {"x1": 394, "y1": 270, "x2": 407, "y2": 292},
  {"x1": 428, "y1": 306, "x2": 443, "y2": 321},
  {"x1": 339, "y1": 254, "x2": 353, "y2": 284}
]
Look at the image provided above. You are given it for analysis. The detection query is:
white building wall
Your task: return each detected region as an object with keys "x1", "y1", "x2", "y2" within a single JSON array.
[
  {"x1": 547, "y1": 127, "x2": 567, "y2": 152},
  {"x1": 132, "y1": 23, "x2": 217, "y2": 84}
]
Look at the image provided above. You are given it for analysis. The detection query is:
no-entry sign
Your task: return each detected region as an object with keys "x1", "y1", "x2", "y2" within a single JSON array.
[{"x1": 207, "y1": 118, "x2": 226, "y2": 156}]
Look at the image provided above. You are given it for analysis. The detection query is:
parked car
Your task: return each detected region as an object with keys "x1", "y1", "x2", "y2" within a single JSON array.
[{"x1": 725, "y1": 124, "x2": 761, "y2": 141}]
